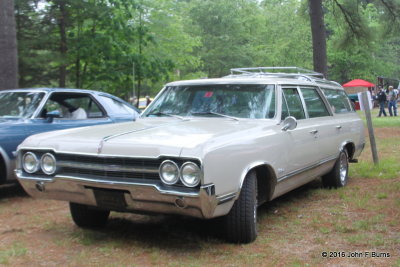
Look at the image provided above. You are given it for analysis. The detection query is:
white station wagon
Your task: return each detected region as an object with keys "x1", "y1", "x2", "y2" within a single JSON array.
[{"x1": 16, "y1": 67, "x2": 365, "y2": 243}]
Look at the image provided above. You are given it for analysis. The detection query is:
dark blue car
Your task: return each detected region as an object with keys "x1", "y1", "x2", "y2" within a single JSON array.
[{"x1": 0, "y1": 88, "x2": 139, "y2": 184}]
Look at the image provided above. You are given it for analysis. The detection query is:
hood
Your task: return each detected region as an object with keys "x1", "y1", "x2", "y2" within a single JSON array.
[
  {"x1": 0, "y1": 117, "x2": 26, "y2": 125},
  {"x1": 21, "y1": 117, "x2": 278, "y2": 158},
  {"x1": 0, "y1": 118, "x2": 29, "y2": 137}
]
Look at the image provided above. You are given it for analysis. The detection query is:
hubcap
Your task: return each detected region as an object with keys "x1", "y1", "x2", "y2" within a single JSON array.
[{"x1": 339, "y1": 152, "x2": 348, "y2": 184}]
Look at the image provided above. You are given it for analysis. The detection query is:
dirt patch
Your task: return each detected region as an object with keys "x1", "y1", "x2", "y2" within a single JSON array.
[
  {"x1": 0, "y1": 177, "x2": 398, "y2": 267},
  {"x1": 370, "y1": 127, "x2": 400, "y2": 139}
]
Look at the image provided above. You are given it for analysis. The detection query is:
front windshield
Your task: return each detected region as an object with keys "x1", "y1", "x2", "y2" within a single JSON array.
[
  {"x1": 143, "y1": 84, "x2": 275, "y2": 119},
  {"x1": 0, "y1": 91, "x2": 45, "y2": 118}
]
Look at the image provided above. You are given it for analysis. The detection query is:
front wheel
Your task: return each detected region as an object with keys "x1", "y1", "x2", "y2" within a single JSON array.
[
  {"x1": 322, "y1": 149, "x2": 349, "y2": 188},
  {"x1": 69, "y1": 202, "x2": 110, "y2": 228},
  {"x1": 223, "y1": 171, "x2": 258, "y2": 243}
]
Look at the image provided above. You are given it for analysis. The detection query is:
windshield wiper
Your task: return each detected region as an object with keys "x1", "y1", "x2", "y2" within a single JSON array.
[
  {"x1": 190, "y1": 111, "x2": 240, "y2": 121},
  {"x1": 146, "y1": 111, "x2": 185, "y2": 120}
]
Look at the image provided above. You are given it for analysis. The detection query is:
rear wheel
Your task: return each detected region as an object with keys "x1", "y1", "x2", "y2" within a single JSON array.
[
  {"x1": 322, "y1": 149, "x2": 349, "y2": 188},
  {"x1": 69, "y1": 202, "x2": 110, "y2": 228},
  {"x1": 223, "y1": 171, "x2": 258, "y2": 243}
]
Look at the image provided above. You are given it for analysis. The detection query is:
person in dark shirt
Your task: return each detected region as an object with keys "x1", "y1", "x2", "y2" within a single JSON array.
[{"x1": 376, "y1": 86, "x2": 387, "y2": 117}]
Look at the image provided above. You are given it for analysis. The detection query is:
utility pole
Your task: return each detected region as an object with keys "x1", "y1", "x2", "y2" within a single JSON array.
[{"x1": 361, "y1": 91, "x2": 379, "y2": 165}]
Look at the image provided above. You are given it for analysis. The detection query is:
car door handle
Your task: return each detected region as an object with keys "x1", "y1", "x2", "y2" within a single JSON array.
[
  {"x1": 309, "y1": 129, "x2": 318, "y2": 134},
  {"x1": 336, "y1": 125, "x2": 342, "y2": 129}
]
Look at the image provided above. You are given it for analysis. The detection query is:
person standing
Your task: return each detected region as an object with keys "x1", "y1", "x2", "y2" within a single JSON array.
[
  {"x1": 145, "y1": 95, "x2": 152, "y2": 107},
  {"x1": 377, "y1": 86, "x2": 387, "y2": 117},
  {"x1": 387, "y1": 85, "x2": 398, "y2": 116}
]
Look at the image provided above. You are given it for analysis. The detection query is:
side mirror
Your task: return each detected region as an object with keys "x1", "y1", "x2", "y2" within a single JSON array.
[
  {"x1": 281, "y1": 116, "x2": 297, "y2": 131},
  {"x1": 45, "y1": 110, "x2": 61, "y2": 123}
]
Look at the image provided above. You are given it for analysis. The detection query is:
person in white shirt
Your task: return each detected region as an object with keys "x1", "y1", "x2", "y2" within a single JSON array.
[{"x1": 387, "y1": 85, "x2": 398, "y2": 116}]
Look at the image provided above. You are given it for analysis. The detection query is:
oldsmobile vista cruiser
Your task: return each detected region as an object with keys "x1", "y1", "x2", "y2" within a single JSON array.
[{"x1": 16, "y1": 67, "x2": 365, "y2": 243}]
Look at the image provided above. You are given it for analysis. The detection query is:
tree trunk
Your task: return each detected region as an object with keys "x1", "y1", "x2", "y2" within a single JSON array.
[
  {"x1": 58, "y1": 0, "x2": 67, "y2": 87},
  {"x1": 309, "y1": 0, "x2": 328, "y2": 78},
  {"x1": 0, "y1": 0, "x2": 18, "y2": 90},
  {"x1": 136, "y1": 10, "x2": 143, "y2": 108}
]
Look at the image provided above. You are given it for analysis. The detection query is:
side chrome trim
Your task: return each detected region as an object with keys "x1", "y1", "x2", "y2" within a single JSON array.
[
  {"x1": 216, "y1": 192, "x2": 237, "y2": 204},
  {"x1": 277, "y1": 155, "x2": 337, "y2": 182},
  {"x1": 201, "y1": 183, "x2": 215, "y2": 196}
]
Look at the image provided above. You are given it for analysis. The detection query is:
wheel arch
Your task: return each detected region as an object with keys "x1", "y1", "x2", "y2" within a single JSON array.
[
  {"x1": 239, "y1": 162, "x2": 277, "y2": 205},
  {"x1": 0, "y1": 146, "x2": 10, "y2": 184},
  {"x1": 341, "y1": 141, "x2": 355, "y2": 160}
]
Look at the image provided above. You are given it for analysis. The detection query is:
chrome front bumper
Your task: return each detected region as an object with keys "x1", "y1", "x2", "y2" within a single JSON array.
[{"x1": 16, "y1": 170, "x2": 220, "y2": 219}]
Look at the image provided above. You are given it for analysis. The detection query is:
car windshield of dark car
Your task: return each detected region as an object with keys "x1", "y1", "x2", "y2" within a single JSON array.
[
  {"x1": 0, "y1": 92, "x2": 45, "y2": 118},
  {"x1": 143, "y1": 84, "x2": 275, "y2": 119}
]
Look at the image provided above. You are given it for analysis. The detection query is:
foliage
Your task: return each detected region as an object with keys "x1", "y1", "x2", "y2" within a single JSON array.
[{"x1": 325, "y1": 0, "x2": 400, "y2": 83}]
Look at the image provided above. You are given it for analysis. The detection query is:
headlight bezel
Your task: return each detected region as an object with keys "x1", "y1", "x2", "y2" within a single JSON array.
[
  {"x1": 180, "y1": 161, "x2": 201, "y2": 188},
  {"x1": 40, "y1": 153, "x2": 57, "y2": 175},
  {"x1": 159, "y1": 160, "x2": 180, "y2": 185},
  {"x1": 22, "y1": 152, "x2": 40, "y2": 174}
]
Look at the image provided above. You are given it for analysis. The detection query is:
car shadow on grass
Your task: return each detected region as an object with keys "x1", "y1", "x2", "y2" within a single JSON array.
[
  {"x1": 0, "y1": 182, "x2": 28, "y2": 200},
  {"x1": 75, "y1": 178, "x2": 326, "y2": 248}
]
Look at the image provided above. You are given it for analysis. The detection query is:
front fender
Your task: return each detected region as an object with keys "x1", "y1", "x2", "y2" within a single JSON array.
[{"x1": 0, "y1": 146, "x2": 15, "y2": 183}]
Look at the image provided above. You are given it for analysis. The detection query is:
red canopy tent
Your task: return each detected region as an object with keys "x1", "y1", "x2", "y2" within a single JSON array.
[
  {"x1": 342, "y1": 79, "x2": 375, "y2": 87},
  {"x1": 342, "y1": 79, "x2": 375, "y2": 110}
]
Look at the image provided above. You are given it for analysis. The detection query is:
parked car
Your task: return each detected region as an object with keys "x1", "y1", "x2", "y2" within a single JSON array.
[
  {"x1": 138, "y1": 97, "x2": 153, "y2": 110},
  {"x1": 16, "y1": 68, "x2": 365, "y2": 243},
  {"x1": 347, "y1": 93, "x2": 360, "y2": 110},
  {"x1": 0, "y1": 88, "x2": 139, "y2": 184}
]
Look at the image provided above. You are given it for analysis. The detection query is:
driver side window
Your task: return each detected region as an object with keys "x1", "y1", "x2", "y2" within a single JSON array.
[
  {"x1": 40, "y1": 93, "x2": 104, "y2": 119},
  {"x1": 281, "y1": 87, "x2": 306, "y2": 120}
]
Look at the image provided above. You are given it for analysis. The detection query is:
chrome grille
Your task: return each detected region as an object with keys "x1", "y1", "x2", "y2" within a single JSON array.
[{"x1": 56, "y1": 154, "x2": 163, "y2": 181}]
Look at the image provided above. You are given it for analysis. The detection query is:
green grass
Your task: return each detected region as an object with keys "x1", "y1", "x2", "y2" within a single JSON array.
[
  {"x1": 0, "y1": 242, "x2": 28, "y2": 264},
  {"x1": 349, "y1": 157, "x2": 400, "y2": 178},
  {"x1": 351, "y1": 109, "x2": 400, "y2": 179},
  {"x1": 358, "y1": 109, "x2": 400, "y2": 127}
]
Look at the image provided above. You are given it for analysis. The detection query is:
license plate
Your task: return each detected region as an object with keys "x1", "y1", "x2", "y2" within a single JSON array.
[{"x1": 93, "y1": 188, "x2": 127, "y2": 210}]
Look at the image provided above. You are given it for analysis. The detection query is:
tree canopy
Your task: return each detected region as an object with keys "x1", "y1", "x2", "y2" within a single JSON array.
[{"x1": 10, "y1": 0, "x2": 400, "y2": 99}]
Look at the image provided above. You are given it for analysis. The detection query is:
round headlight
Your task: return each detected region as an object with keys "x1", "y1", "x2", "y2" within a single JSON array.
[
  {"x1": 40, "y1": 153, "x2": 56, "y2": 175},
  {"x1": 22, "y1": 152, "x2": 39, "y2": 173},
  {"x1": 180, "y1": 162, "x2": 201, "y2": 187},
  {"x1": 159, "y1": 160, "x2": 179, "y2": 185}
]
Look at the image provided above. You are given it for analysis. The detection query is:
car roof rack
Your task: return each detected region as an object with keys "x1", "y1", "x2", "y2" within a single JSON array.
[{"x1": 225, "y1": 67, "x2": 342, "y2": 87}]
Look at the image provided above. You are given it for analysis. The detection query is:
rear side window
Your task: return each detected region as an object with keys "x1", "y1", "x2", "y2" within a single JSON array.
[
  {"x1": 99, "y1": 96, "x2": 137, "y2": 116},
  {"x1": 300, "y1": 88, "x2": 330, "y2": 118},
  {"x1": 282, "y1": 88, "x2": 306, "y2": 120},
  {"x1": 322, "y1": 89, "x2": 353, "y2": 113}
]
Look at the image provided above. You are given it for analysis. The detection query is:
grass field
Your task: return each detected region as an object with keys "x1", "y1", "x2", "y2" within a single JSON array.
[{"x1": 0, "y1": 108, "x2": 399, "y2": 267}]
